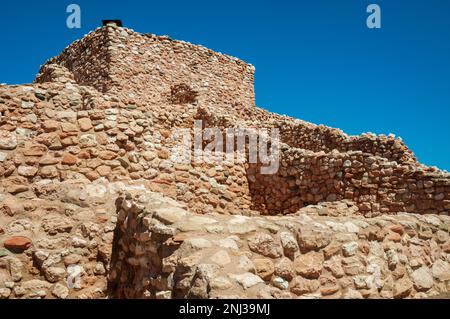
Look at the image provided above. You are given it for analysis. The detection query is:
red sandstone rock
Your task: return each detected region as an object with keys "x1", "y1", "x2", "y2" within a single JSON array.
[
  {"x1": 323, "y1": 242, "x2": 341, "y2": 259},
  {"x1": 289, "y1": 277, "x2": 320, "y2": 295},
  {"x1": 23, "y1": 144, "x2": 47, "y2": 157},
  {"x1": 386, "y1": 232, "x2": 402, "y2": 242},
  {"x1": 98, "y1": 151, "x2": 117, "y2": 160},
  {"x1": 3, "y1": 176, "x2": 29, "y2": 194},
  {"x1": 293, "y1": 252, "x2": 324, "y2": 279},
  {"x1": 442, "y1": 243, "x2": 450, "y2": 253},
  {"x1": 389, "y1": 224, "x2": 405, "y2": 235},
  {"x1": 96, "y1": 165, "x2": 111, "y2": 177},
  {"x1": 62, "y1": 154, "x2": 77, "y2": 165},
  {"x1": 42, "y1": 120, "x2": 59, "y2": 132},
  {"x1": 248, "y1": 233, "x2": 282, "y2": 258},
  {"x1": 61, "y1": 136, "x2": 78, "y2": 147},
  {"x1": 359, "y1": 242, "x2": 370, "y2": 255},
  {"x1": 157, "y1": 150, "x2": 169, "y2": 160},
  {"x1": 85, "y1": 170, "x2": 100, "y2": 181},
  {"x1": 172, "y1": 235, "x2": 187, "y2": 243},
  {"x1": 4, "y1": 236, "x2": 32, "y2": 251},
  {"x1": 78, "y1": 151, "x2": 91, "y2": 159},
  {"x1": 61, "y1": 123, "x2": 78, "y2": 133},
  {"x1": 297, "y1": 229, "x2": 331, "y2": 252},
  {"x1": 153, "y1": 179, "x2": 173, "y2": 186},
  {"x1": 78, "y1": 118, "x2": 93, "y2": 132},
  {"x1": 254, "y1": 258, "x2": 275, "y2": 281},
  {"x1": 321, "y1": 285, "x2": 340, "y2": 296},
  {"x1": 418, "y1": 231, "x2": 433, "y2": 240}
]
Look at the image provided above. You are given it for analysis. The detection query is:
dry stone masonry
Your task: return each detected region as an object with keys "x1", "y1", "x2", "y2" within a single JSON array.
[
  {"x1": 0, "y1": 25, "x2": 449, "y2": 299},
  {"x1": 110, "y1": 193, "x2": 450, "y2": 299}
]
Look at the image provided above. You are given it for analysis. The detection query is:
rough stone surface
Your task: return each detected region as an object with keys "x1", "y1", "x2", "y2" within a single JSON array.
[
  {"x1": 411, "y1": 267, "x2": 434, "y2": 292},
  {"x1": 248, "y1": 233, "x2": 282, "y2": 258},
  {"x1": 293, "y1": 252, "x2": 324, "y2": 279},
  {"x1": 0, "y1": 25, "x2": 449, "y2": 300},
  {"x1": 3, "y1": 237, "x2": 32, "y2": 251}
]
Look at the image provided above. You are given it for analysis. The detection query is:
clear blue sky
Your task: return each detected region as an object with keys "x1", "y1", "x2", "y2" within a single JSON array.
[{"x1": 1, "y1": 1, "x2": 449, "y2": 170}]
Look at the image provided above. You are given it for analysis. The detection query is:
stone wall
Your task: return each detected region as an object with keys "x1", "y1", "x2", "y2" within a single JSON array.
[
  {"x1": 275, "y1": 120, "x2": 417, "y2": 164},
  {"x1": 36, "y1": 26, "x2": 255, "y2": 111},
  {"x1": 1, "y1": 25, "x2": 450, "y2": 299},
  {"x1": 248, "y1": 148, "x2": 450, "y2": 216},
  {"x1": 0, "y1": 180, "x2": 122, "y2": 299},
  {"x1": 224, "y1": 108, "x2": 417, "y2": 164},
  {"x1": 109, "y1": 193, "x2": 450, "y2": 299},
  {"x1": 197, "y1": 108, "x2": 450, "y2": 216},
  {"x1": 0, "y1": 83, "x2": 254, "y2": 216},
  {"x1": 1, "y1": 184, "x2": 449, "y2": 299},
  {"x1": 36, "y1": 28, "x2": 112, "y2": 93},
  {"x1": 2, "y1": 79, "x2": 448, "y2": 218}
]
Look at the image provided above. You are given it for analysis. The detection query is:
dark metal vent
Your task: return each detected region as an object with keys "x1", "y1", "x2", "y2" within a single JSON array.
[{"x1": 102, "y1": 20, "x2": 123, "y2": 27}]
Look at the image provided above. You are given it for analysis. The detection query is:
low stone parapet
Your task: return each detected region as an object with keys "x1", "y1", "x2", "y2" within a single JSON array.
[{"x1": 109, "y1": 193, "x2": 450, "y2": 299}]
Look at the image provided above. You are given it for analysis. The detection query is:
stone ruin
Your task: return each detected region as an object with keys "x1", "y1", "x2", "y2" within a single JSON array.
[{"x1": 0, "y1": 25, "x2": 449, "y2": 299}]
